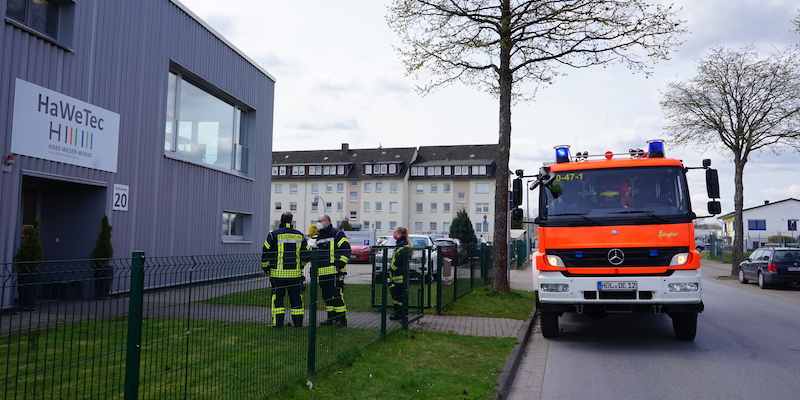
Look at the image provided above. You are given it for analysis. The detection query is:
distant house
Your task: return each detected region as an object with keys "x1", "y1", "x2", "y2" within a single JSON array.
[{"x1": 717, "y1": 199, "x2": 800, "y2": 250}]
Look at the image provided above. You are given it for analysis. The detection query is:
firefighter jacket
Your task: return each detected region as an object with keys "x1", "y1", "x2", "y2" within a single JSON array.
[
  {"x1": 315, "y1": 224, "x2": 350, "y2": 276},
  {"x1": 390, "y1": 237, "x2": 410, "y2": 284},
  {"x1": 261, "y1": 223, "x2": 311, "y2": 278}
]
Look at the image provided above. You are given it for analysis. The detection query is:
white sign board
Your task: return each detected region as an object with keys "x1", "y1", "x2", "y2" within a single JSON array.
[
  {"x1": 113, "y1": 184, "x2": 129, "y2": 211},
  {"x1": 345, "y1": 231, "x2": 376, "y2": 246},
  {"x1": 11, "y1": 79, "x2": 120, "y2": 172}
]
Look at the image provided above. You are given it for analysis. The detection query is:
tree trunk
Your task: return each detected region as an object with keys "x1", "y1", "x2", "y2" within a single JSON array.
[
  {"x1": 730, "y1": 156, "x2": 747, "y2": 276},
  {"x1": 492, "y1": 0, "x2": 512, "y2": 293}
]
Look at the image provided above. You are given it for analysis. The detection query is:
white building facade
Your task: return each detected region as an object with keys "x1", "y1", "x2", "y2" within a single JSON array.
[{"x1": 718, "y1": 198, "x2": 800, "y2": 250}]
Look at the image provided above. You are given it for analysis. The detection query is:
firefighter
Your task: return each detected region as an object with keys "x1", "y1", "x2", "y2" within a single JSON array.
[
  {"x1": 389, "y1": 226, "x2": 411, "y2": 320},
  {"x1": 314, "y1": 214, "x2": 351, "y2": 327},
  {"x1": 262, "y1": 212, "x2": 310, "y2": 328}
]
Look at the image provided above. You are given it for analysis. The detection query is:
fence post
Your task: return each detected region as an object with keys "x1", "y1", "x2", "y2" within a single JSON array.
[
  {"x1": 307, "y1": 249, "x2": 318, "y2": 375},
  {"x1": 124, "y1": 251, "x2": 145, "y2": 400},
  {"x1": 436, "y1": 247, "x2": 443, "y2": 315}
]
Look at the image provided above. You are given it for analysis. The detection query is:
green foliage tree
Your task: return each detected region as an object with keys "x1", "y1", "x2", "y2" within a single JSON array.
[
  {"x1": 660, "y1": 46, "x2": 800, "y2": 275},
  {"x1": 766, "y1": 235, "x2": 795, "y2": 244},
  {"x1": 90, "y1": 215, "x2": 114, "y2": 266},
  {"x1": 15, "y1": 218, "x2": 44, "y2": 273},
  {"x1": 388, "y1": 0, "x2": 685, "y2": 292},
  {"x1": 338, "y1": 219, "x2": 352, "y2": 231},
  {"x1": 449, "y1": 208, "x2": 477, "y2": 245}
]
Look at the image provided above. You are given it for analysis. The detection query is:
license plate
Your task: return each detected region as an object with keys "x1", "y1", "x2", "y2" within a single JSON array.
[
  {"x1": 598, "y1": 281, "x2": 637, "y2": 291},
  {"x1": 349, "y1": 254, "x2": 357, "y2": 259},
  {"x1": 788, "y1": 267, "x2": 800, "y2": 272}
]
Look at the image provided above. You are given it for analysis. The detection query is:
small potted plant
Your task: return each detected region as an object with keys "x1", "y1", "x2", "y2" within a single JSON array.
[
  {"x1": 15, "y1": 218, "x2": 44, "y2": 311},
  {"x1": 90, "y1": 215, "x2": 114, "y2": 299}
]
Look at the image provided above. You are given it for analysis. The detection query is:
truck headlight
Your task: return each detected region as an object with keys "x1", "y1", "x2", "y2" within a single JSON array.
[
  {"x1": 545, "y1": 255, "x2": 565, "y2": 267},
  {"x1": 667, "y1": 282, "x2": 699, "y2": 292},
  {"x1": 540, "y1": 283, "x2": 570, "y2": 292},
  {"x1": 669, "y1": 253, "x2": 689, "y2": 266}
]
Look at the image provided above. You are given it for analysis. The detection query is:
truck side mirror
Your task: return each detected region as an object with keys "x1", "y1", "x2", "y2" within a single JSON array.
[
  {"x1": 706, "y1": 169, "x2": 720, "y2": 199},
  {"x1": 707, "y1": 200, "x2": 721, "y2": 215}
]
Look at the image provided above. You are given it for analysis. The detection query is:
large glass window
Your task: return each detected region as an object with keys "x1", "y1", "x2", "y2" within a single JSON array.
[
  {"x1": 6, "y1": 0, "x2": 74, "y2": 44},
  {"x1": 165, "y1": 71, "x2": 249, "y2": 173},
  {"x1": 748, "y1": 220, "x2": 766, "y2": 230}
]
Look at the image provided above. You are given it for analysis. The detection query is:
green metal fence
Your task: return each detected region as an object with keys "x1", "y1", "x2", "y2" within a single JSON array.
[{"x1": 1, "y1": 249, "x2": 491, "y2": 399}]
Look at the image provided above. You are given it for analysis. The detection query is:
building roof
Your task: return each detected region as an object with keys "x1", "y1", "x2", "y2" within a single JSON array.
[
  {"x1": 414, "y1": 144, "x2": 499, "y2": 166},
  {"x1": 717, "y1": 198, "x2": 800, "y2": 220},
  {"x1": 272, "y1": 143, "x2": 417, "y2": 180}
]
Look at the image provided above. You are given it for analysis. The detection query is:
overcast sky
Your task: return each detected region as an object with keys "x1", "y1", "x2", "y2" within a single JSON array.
[{"x1": 178, "y1": 0, "x2": 800, "y2": 219}]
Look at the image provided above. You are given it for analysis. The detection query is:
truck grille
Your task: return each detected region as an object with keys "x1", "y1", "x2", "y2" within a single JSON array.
[{"x1": 550, "y1": 247, "x2": 690, "y2": 268}]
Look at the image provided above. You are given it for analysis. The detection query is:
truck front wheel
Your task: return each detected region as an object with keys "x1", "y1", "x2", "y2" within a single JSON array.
[
  {"x1": 540, "y1": 311, "x2": 560, "y2": 338},
  {"x1": 671, "y1": 313, "x2": 697, "y2": 340}
]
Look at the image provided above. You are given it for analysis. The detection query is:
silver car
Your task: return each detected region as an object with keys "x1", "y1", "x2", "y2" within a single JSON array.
[{"x1": 374, "y1": 234, "x2": 439, "y2": 282}]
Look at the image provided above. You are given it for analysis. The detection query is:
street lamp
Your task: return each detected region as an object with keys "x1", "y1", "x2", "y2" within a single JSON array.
[{"x1": 312, "y1": 195, "x2": 326, "y2": 211}]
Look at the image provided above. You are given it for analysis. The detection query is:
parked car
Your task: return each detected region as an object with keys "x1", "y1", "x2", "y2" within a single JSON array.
[
  {"x1": 349, "y1": 244, "x2": 372, "y2": 263},
  {"x1": 433, "y1": 238, "x2": 466, "y2": 265},
  {"x1": 376, "y1": 235, "x2": 390, "y2": 246},
  {"x1": 738, "y1": 247, "x2": 800, "y2": 289},
  {"x1": 374, "y1": 234, "x2": 438, "y2": 282},
  {"x1": 428, "y1": 233, "x2": 447, "y2": 241},
  {"x1": 468, "y1": 236, "x2": 489, "y2": 258}
]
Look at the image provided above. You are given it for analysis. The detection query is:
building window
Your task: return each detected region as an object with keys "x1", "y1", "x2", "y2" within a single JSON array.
[
  {"x1": 222, "y1": 211, "x2": 249, "y2": 241},
  {"x1": 443, "y1": 222, "x2": 451, "y2": 231},
  {"x1": 457, "y1": 192, "x2": 466, "y2": 203},
  {"x1": 472, "y1": 165, "x2": 487, "y2": 175},
  {"x1": 350, "y1": 192, "x2": 357, "y2": 202},
  {"x1": 363, "y1": 221, "x2": 370, "y2": 229},
  {"x1": 376, "y1": 182, "x2": 383, "y2": 193},
  {"x1": 444, "y1": 166, "x2": 452, "y2": 175},
  {"x1": 311, "y1": 183, "x2": 319, "y2": 193},
  {"x1": 416, "y1": 184, "x2": 424, "y2": 194},
  {"x1": 390, "y1": 221, "x2": 397, "y2": 230},
  {"x1": 415, "y1": 222, "x2": 423, "y2": 232},
  {"x1": 475, "y1": 223, "x2": 489, "y2": 233},
  {"x1": 430, "y1": 203, "x2": 437, "y2": 212},
  {"x1": 390, "y1": 202, "x2": 398, "y2": 212},
  {"x1": 290, "y1": 184, "x2": 298, "y2": 194},
  {"x1": 430, "y1": 222, "x2": 437, "y2": 232},
  {"x1": 289, "y1": 202, "x2": 297, "y2": 211},
  {"x1": 390, "y1": 182, "x2": 398, "y2": 193},
  {"x1": 375, "y1": 221, "x2": 382, "y2": 230},
  {"x1": 165, "y1": 70, "x2": 249, "y2": 173},
  {"x1": 279, "y1": 166, "x2": 287, "y2": 175},
  {"x1": 337, "y1": 165, "x2": 346, "y2": 174},
  {"x1": 274, "y1": 202, "x2": 282, "y2": 211},
  {"x1": 388, "y1": 164, "x2": 397, "y2": 174},
  {"x1": 444, "y1": 183, "x2": 451, "y2": 193},
  {"x1": 274, "y1": 184, "x2": 283, "y2": 193},
  {"x1": 415, "y1": 203, "x2": 423, "y2": 213},
  {"x1": 350, "y1": 180, "x2": 358, "y2": 186},
  {"x1": 430, "y1": 183, "x2": 438, "y2": 193},
  {"x1": 6, "y1": 0, "x2": 74, "y2": 45},
  {"x1": 364, "y1": 202, "x2": 371, "y2": 211},
  {"x1": 476, "y1": 203, "x2": 490, "y2": 213},
  {"x1": 293, "y1": 166, "x2": 305, "y2": 176},
  {"x1": 376, "y1": 202, "x2": 383, "y2": 211},
  {"x1": 476, "y1": 183, "x2": 490, "y2": 194},
  {"x1": 326, "y1": 183, "x2": 333, "y2": 193},
  {"x1": 444, "y1": 202, "x2": 451, "y2": 212},
  {"x1": 365, "y1": 164, "x2": 373, "y2": 174},
  {"x1": 748, "y1": 219, "x2": 766, "y2": 230},
  {"x1": 337, "y1": 183, "x2": 345, "y2": 193},
  {"x1": 337, "y1": 201, "x2": 344, "y2": 212},
  {"x1": 350, "y1": 211, "x2": 358, "y2": 220},
  {"x1": 364, "y1": 183, "x2": 372, "y2": 192}
]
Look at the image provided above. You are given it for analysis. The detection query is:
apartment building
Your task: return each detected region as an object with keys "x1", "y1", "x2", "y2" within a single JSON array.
[{"x1": 271, "y1": 143, "x2": 499, "y2": 240}]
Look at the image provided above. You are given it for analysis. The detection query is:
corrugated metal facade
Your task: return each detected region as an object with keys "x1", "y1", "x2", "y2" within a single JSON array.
[{"x1": 0, "y1": 0, "x2": 275, "y2": 268}]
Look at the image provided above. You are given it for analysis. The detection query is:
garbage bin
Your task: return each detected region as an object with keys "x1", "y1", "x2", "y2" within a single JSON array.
[{"x1": 442, "y1": 257, "x2": 453, "y2": 286}]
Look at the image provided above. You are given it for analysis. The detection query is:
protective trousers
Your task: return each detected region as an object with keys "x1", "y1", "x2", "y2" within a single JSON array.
[
  {"x1": 270, "y1": 277, "x2": 304, "y2": 327},
  {"x1": 318, "y1": 273, "x2": 347, "y2": 326}
]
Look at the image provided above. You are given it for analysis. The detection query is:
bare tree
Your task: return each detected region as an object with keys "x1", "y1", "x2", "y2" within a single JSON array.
[
  {"x1": 387, "y1": 0, "x2": 685, "y2": 291},
  {"x1": 660, "y1": 46, "x2": 800, "y2": 275}
]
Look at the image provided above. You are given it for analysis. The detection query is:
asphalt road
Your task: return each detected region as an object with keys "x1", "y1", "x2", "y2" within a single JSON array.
[{"x1": 521, "y1": 260, "x2": 800, "y2": 400}]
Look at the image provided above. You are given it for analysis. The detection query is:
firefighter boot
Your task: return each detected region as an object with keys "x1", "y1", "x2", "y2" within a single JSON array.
[
  {"x1": 292, "y1": 315, "x2": 304, "y2": 328},
  {"x1": 273, "y1": 314, "x2": 284, "y2": 329},
  {"x1": 320, "y1": 311, "x2": 336, "y2": 326},
  {"x1": 332, "y1": 312, "x2": 347, "y2": 328}
]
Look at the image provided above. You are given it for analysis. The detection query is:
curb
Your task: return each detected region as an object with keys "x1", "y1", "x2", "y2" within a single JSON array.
[{"x1": 494, "y1": 306, "x2": 537, "y2": 400}]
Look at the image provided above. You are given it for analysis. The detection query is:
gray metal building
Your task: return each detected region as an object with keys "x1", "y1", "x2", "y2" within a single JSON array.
[{"x1": 1, "y1": 1, "x2": 275, "y2": 306}]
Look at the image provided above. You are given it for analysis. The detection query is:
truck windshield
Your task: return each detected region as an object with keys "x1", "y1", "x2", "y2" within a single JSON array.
[{"x1": 539, "y1": 166, "x2": 691, "y2": 226}]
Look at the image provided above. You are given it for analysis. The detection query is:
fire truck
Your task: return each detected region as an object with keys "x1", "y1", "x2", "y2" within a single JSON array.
[{"x1": 514, "y1": 140, "x2": 721, "y2": 340}]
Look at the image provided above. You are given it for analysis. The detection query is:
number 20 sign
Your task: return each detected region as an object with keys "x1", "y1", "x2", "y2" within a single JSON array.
[{"x1": 113, "y1": 184, "x2": 129, "y2": 211}]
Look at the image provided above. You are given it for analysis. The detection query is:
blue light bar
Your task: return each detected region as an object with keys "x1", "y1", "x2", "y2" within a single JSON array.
[
  {"x1": 649, "y1": 250, "x2": 659, "y2": 257},
  {"x1": 554, "y1": 145, "x2": 571, "y2": 163},
  {"x1": 647, "y1": 139, "x2": 665, "y2": 158},
  {"x1": 574, "y1": 251, "x2": 584, "y2": 258}
]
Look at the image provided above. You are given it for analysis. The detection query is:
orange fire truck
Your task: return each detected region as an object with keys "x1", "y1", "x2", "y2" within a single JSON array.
[{"x1": 515, "y1": 140, "x2": 721, "y2": 340}]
